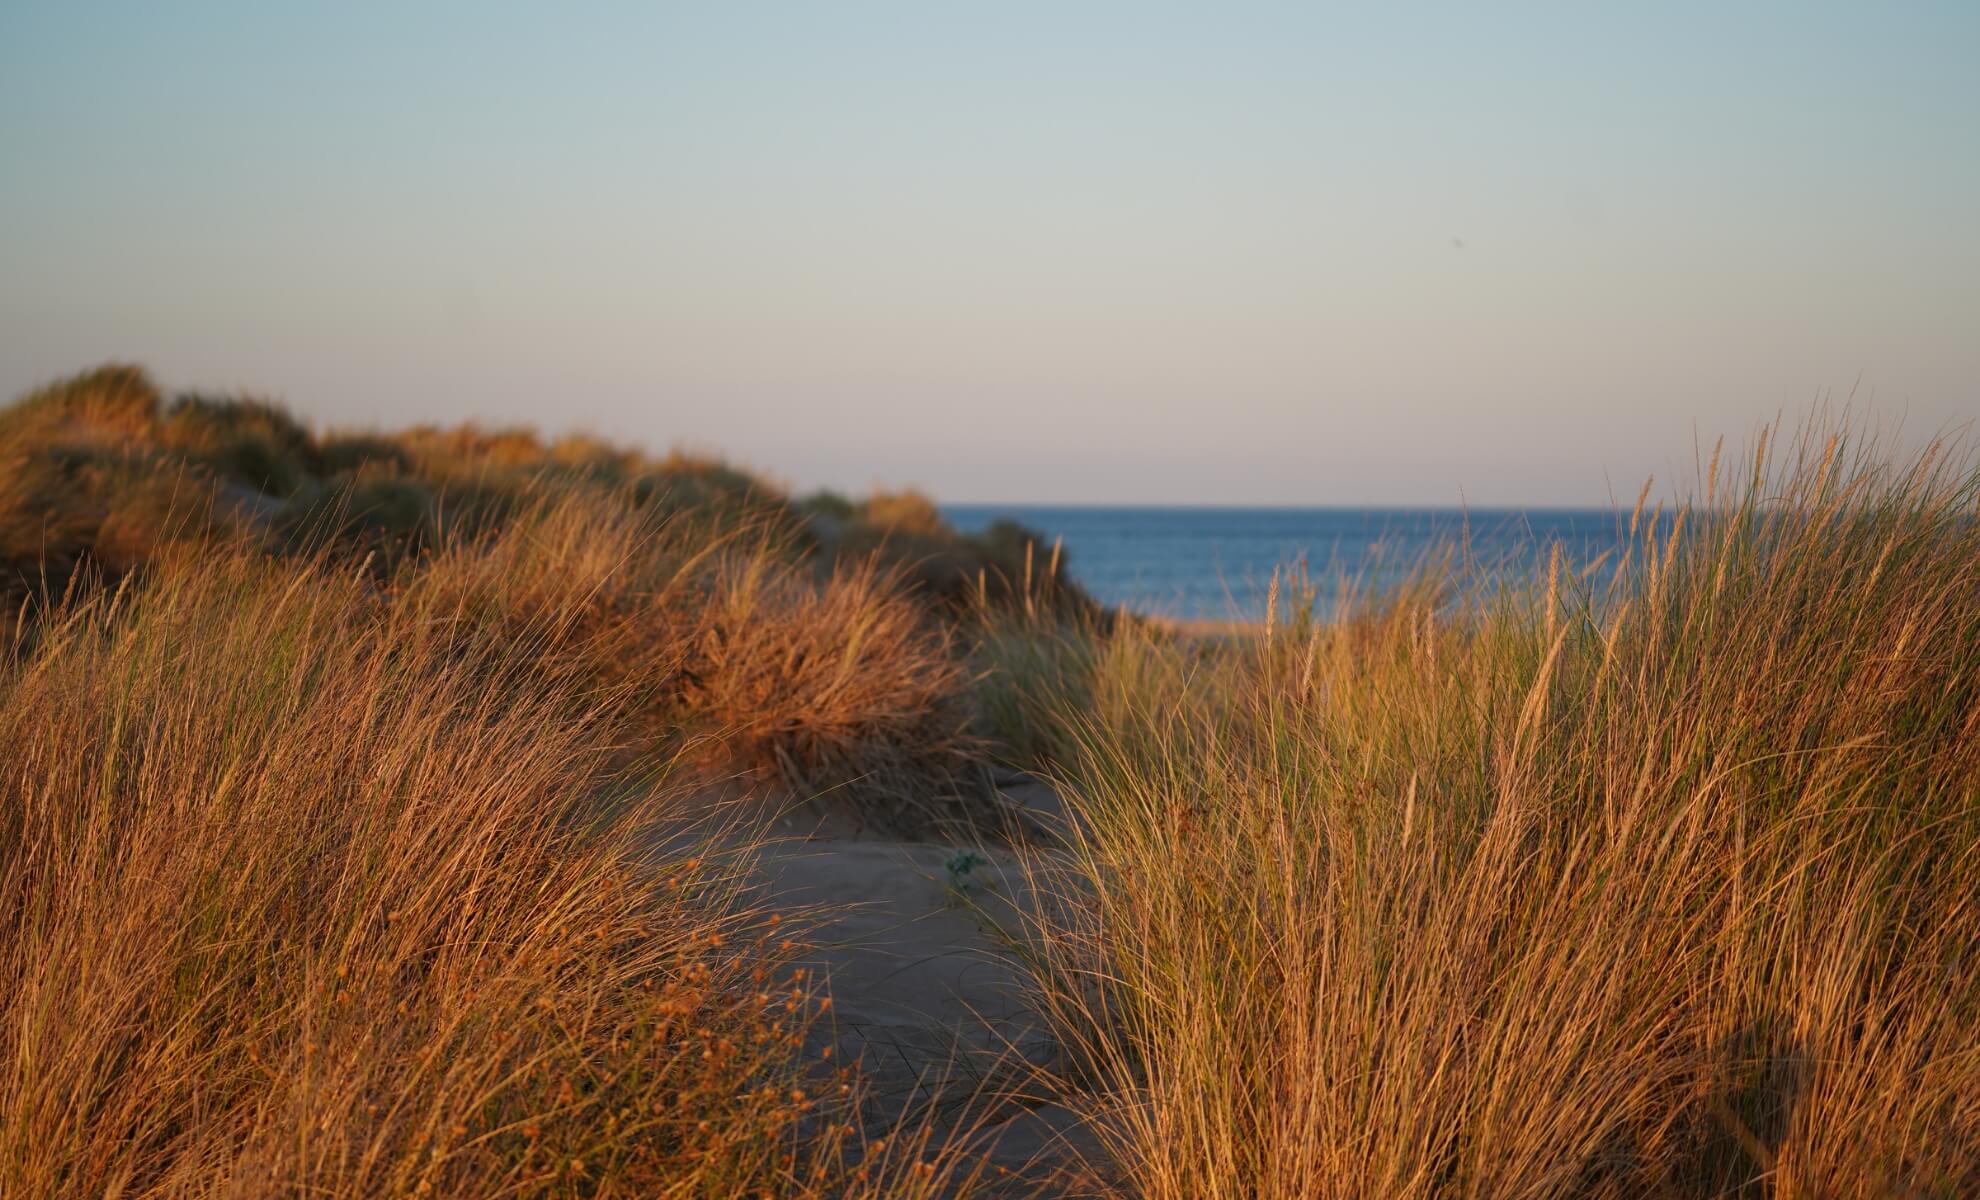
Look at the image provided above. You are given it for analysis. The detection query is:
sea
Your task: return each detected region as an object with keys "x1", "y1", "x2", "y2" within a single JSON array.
[{"x1": 943, "y1": 506, "x2": 1627, "y2": 621}]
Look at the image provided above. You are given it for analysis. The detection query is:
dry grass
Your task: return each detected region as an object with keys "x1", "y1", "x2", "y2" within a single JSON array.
[
  {"x1": 0, "y1": 365, "x2": 1052, "y2": 1195},
  {"x1": 0, "y1": 539, "x2": 999, "y2": 1197},
  {"x1": 685, "y1": 553, "x2": 978, "y2": 814},
  {"x1": 1018, "y1": 424, "x2": 1980, "y2": 1198},
  {"x1": 20, "y1": 360, "x2": 1969, "y2": 1196},
  {"x1": 0, "y1": 361, "x2": 1015, "y2": 1192},
  {"x1": 0, "y1": 365, "x2": 1039, "y2": 825},
  {"x1": 401, "y1": 488, "x2": 982, "y2": 826}
]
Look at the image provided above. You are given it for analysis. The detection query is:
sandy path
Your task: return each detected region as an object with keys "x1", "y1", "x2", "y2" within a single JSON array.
[{"x1": 750, "y1": 780, "x2": 1108, "y2": 1194}]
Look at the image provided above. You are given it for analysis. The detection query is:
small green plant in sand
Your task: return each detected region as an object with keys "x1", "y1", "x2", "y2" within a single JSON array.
[{"x1": 944, "y1": 850, "x2": 994, "y2": 899}]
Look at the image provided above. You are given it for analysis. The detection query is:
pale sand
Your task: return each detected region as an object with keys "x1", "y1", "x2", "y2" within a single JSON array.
[{"x1": 746, "y1": 778, "x2": 1110, "y2": 1194}]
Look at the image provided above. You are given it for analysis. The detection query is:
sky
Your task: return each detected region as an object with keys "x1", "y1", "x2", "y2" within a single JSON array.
[{"x1": 2, "y1": 2, "x2": 1976, "y2": 505}]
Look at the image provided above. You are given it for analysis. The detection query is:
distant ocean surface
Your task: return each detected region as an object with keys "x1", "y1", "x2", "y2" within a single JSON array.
[{"x1": 943, "y1": 506, "x2": 1626, "y2": 621}]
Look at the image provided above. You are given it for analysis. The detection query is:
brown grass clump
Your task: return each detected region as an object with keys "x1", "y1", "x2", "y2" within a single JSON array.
[
  {"x1": 407, "y1": 489, "x2": 982, "y2": 827},
  {"x1": 859, "y1": 488, "x2": 950, "y2": 536},
  {"x1": 0, "y1": 362, "x2": 164, "y2": 445},
  {"x1": 0, "y1": 445, "x2": 233, "y2": 621},
  {"x1": 1018, "y1": 423, "x2": 1980, "y2": 1198},
  {"x1": 0, "y1": 543, "x2": 985, "y2": 1197},
  {"x1": 686, "y1": 554, "x2": 979, "y2": 816},
  {"x1": 0, "y1": 367, "x2": 262, "y2": 616}
]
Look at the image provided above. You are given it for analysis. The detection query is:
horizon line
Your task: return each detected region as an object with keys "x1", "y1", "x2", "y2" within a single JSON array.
[{"x1": 936, "y1": 499, "x2": 1632, "y2": 512}]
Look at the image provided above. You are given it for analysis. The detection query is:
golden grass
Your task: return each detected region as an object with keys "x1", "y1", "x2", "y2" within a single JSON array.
[
  {"x1": 14, "y1": 361, "x2": 1973, "y2": 1196},
  {"x1": 0, "y1": 540, "x2": 1003, "y2": 1197},
  {"x1": 0, "y1": 365, "x2": 1027, "y2": 823},
  {"x1": 1016, "y1": 424, "x2": 1980, "y2": 1198},
  {"x1": 687, "y1": 554, "x2": 976, "y2": 810},
  {"x1": 401, "y1": 488, "x2": 981, "y2": 825},
  {"x1": 0, "y1": 365, "x2": 1043, "y2": 1194}
]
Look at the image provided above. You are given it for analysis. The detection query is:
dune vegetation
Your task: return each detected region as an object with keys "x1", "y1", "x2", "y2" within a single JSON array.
[
  {"x1": 0, "y1": 364, "x2": 1084, "y2": 1198},
  {"x1": 1011, "y1": 430, "x2": 1980, "y2": 1198},
  {"x1": 2, "y1": 364, "x2": 1976, "y2": 1198}
]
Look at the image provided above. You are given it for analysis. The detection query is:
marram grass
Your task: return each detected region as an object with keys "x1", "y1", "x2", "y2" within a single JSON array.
[
  {"x1": 6, "y1": 362, "x2": 1977, "y2": 1198},
  {"x1": 1017, "y1": 424, "x2": 1980, "y2": 1198}
]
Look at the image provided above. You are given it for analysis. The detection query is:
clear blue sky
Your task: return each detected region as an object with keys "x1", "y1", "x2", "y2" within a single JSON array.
[{"x1": 3, "y1": 2, "x2": 1975, "y2": 503}]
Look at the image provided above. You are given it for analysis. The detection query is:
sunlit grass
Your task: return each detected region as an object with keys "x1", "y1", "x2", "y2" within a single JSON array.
[
  {"x1": 8, "y1": 362, "x2": 1975, "y2": 1196},
  {"x1": 1017, "y1": 423, "x2": 1980, "y2": 1197},
  {"x1": 0, "y1": 545, "x2": 1003, "y2": 1197}
]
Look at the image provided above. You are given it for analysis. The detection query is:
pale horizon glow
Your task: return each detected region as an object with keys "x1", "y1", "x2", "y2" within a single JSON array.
[{"x1": 2, "y1": 3, "x2": 1975, "y2": 505}]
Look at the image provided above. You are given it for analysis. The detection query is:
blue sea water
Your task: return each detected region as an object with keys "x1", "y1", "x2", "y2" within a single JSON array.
[{"x1": 943, "y1": 506, "x2": 1626, "y2": 621}]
